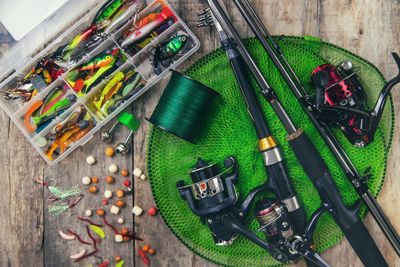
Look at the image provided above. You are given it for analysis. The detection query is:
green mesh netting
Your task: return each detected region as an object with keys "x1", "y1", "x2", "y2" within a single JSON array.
[{"x1": 145, "y1": 36, "x2": 394, "y2": 266}]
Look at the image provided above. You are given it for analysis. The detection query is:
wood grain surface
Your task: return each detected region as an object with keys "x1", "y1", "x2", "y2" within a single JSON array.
[{"x1": 0, "y1": 0, "x2": 399, "y2": 266}]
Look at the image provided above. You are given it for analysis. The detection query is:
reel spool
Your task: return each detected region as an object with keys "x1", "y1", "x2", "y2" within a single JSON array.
[{"x1": 255, "y1": 198, "x2": 300, "y2": 263}]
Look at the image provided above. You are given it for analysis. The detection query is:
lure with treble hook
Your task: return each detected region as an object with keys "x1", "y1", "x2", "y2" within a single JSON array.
[
  {"x1": 92, "y1": 0, "x2": 127, "y2": 25},
  {"x1": 153, "y1": 32, "x2": 188, "y2": 74},
  {"x1": 79, "y1": 48, "x2": 120, "y2": 71},
  {"x1": 48, "y1": 195, "x2": 84, "y2": 217},
  {"x1": 56, "y1": 20, "x2": 110, "y2": 63},
  {"x1": 125, "y1": 16, "x2": 175, "y2": 55},
  {"x1": 120, "y1": 0, "x2": 176, "y2": 47},
  {"x1": 34, "y1": 177, "x2": 81, "y2": 201}
]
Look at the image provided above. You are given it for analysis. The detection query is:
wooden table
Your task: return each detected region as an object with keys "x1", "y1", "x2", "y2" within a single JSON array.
[{"x1": 0, "y1": 0, "x2": 399, "y2": 266}]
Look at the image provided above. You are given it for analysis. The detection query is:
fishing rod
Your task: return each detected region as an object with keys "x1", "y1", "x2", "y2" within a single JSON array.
[
  {"x1": 229, "y1": 0, "x2": 400, "y2": 258},
  {"x1": 205, "y1": 0, "x2": 389, "y2": 266},
  {"x1": 178, "y1": 6, "x2": 324, "y2": 264}
]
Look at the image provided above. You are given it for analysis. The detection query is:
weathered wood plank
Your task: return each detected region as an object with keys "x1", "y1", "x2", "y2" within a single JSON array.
[
  {"x1": 0, "y1": 0, "x2": 399, "y2": 267},
  {"x1": 0, "y1": 113, "x2": 45, "y2": 267}
]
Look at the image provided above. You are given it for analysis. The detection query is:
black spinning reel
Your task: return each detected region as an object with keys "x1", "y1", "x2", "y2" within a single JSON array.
[
  {"x1": 177, "y1": 156, "x2": 330, "y2": 266},
  {"x1": 311, "y1": 52, "x2": 400, "y2": 147}
]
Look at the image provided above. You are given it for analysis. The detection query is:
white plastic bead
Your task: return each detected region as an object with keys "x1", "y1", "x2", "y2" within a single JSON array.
[
  {"x1": 35, "y1": 137, "x2": 47, "y2": 147},
  {"x1": 139, "y1": 173, "x2": 147, "y2": 180},
  {"x1": 86, "y1": 155, "x2": 96, "y2": 165},
  {"x1": 111, "y1": 205, "x2": 120, "y2": 215},
  {"x1": 133, "y1": 168, "x2": 142, "y2": 177},
  {"x1": 117, "y1": 218, "x2": 124, "y2": 224},
  {"x1": 132, "y1": 205, "x2": 143, "y2": 216},
  {"x1": 104, "y1": 190, "x2": 113, "y2": 199},
  {"x1": 109, "y1": 164, "x2": 118, "y2": 173},
  {"x1": 82, "y1": 176, "x2": 91, "y2": 185},
  {"x1": 85, "y1": 209, "x2": 93, "y2": 217},
  {"x1": 115, "y1": 234, "x2": 123, "y2": 243}
]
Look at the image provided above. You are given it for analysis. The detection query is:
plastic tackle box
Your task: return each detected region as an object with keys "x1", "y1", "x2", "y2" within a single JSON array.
[{"x1": 0, "y1": 0, "x2": 200, "y2": 164}]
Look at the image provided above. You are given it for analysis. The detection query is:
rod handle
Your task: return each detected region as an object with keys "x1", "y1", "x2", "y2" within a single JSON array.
[{"x1": 287, "y1": 129, "x2": 387, "y2": 266}]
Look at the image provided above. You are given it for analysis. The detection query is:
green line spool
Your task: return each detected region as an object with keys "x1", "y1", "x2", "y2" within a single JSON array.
[{"x1": 148, "y1": 70, "x2": 220, "y2": 143}]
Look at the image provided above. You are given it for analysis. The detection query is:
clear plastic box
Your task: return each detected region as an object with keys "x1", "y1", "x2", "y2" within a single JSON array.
[{"x1": 0, "y1": 0, "x2": 200, "y2": 164}]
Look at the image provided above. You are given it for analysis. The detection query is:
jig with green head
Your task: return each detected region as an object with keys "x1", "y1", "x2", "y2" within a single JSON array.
[{"x1": 153, "y1": 32, "x2": 188, "y2": 74}]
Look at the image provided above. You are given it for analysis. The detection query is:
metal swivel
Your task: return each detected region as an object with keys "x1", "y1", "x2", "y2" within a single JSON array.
[
  {"x1": 114, "y1": 112, "x2": 139, "y2": 155},
  {"x1": 115, "y1": 131, "x2": 134, "y2": 155},
  {"x1": 101, "y1": 121, "x2": 119, "y2": 143}
]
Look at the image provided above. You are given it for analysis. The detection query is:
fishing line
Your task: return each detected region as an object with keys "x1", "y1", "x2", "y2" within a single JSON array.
[{"x1": 148, "y1": 70, "x2": 219, "y2": 143}]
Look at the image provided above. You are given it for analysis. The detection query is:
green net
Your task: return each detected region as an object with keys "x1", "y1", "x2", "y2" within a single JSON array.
[{"x1": 145, "y1": 36, "x2": 394, "y2": 266}]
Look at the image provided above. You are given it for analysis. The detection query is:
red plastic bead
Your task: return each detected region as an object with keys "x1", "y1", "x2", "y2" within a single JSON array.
[
  {"x1": 148, "y1": 207, "x2": 157, "y2": 216},
  {"x1": 123, "y1": 180, "x2": 131, "y2": 186},
  {"x1": 102, "y1": 199, "x2": 109, "y2": 205}
]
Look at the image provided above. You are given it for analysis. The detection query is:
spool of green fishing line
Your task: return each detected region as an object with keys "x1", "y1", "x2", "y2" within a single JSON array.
[{"x1": 148, "y1": 70, "x2": 219, "y2": 143}]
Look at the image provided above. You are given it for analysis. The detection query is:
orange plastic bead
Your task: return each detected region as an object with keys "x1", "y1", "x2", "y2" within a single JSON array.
[
  {"x1": 92, "y1": 177, "x2": 99, "y2": 183},
  {"x1": 96, "y1": 208, "x2": 105, "y2": 216},
  {"x1": 121, "y1": 228, "x2": 129, "y2": 235},
  {"x1": 89, "y1": 185, "x2": 98, "y2": 194},
  {"x1": 116, "y1": 200, "x2": 125, "y2": 208},
  {"x1": 105, "y1": 147, "x2": 115, "y2": 157},
  {"x1": 148, "y1": 247, "x2": 155, "y2": 255},
  {"x1": 116, "y1": 189, "x2": 125, "y2": 198},
  {"x1": 120, "y1": 169, "x2": 128, "y2": 176},
  {"x1": 106, "y1": 175, "x2": 115, "y2": 184},
  {"x1": 142, "y1": 245, "x2": 150, "y2": 252}
]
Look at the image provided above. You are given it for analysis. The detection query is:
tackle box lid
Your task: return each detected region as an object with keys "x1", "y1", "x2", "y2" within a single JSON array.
[{"x1": 0, "y1": 0, "x2": 103, "y2": 79}]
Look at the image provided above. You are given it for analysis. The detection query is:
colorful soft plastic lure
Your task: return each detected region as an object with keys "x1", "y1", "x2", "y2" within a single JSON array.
[
  {"x1": 40, "y1": 86, "x2": 67, "y2": 115},
  {"x1": 93, "y1": 71, "x2": 125, "y2": 110},
  {"x1": 33, "y1": 95, "x2": 76, "y2": 127},
  {"x1": 65, "y1": 48, "x2": 120, "y2": 95}
]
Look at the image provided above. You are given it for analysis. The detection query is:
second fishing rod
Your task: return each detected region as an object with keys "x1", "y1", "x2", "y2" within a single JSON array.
[
  {"x1": 230, "y1": 0, "x2": 400, "y2": 258},
  {"x1": 206, "y1": 0, "x2": 388, "y2": 266}
]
